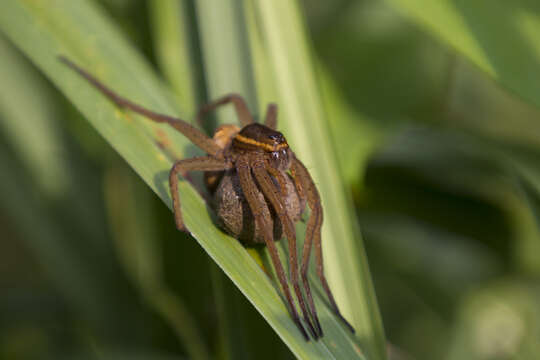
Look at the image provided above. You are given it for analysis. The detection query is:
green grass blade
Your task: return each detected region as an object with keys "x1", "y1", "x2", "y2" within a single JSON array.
[
  {"x1": 194, "y1": 2, "x2": 263, "y2": 359},
  {"x1": 0, "y1": 1, "x2": 373, "y2": 358},
  {"x1": 317, "y1": 66, "x2": 382, "y2": 186},
  {"x1": 385, "y1": 0, "x2": 540, "y2": 109},
  {"x1": 149, "y1": 0, "x2": 201, "y2": 114},
  {"x1": 104, "y1": 165, "x2": 210, "y2": 360},
  {"x1": 249, "y1": 1, "x2": 387, "y2": 359},
  {"x1": 195, "y1": 0, "x2": 258, "y2": 119},
  {"x1": 0, "y1": 35, "x2": 68, "y2": 196},
  {"x1": 501, "y1": 150, "x2": 540, "y2": 274}
]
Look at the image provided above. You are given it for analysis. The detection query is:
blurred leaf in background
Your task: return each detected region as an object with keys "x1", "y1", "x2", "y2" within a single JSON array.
[
  {"x1": 303, "y1": 0, "x2": 540, "y2": 359},
  {"x1": 1, "y1": 0, "x2": 540, "y2": 359}
]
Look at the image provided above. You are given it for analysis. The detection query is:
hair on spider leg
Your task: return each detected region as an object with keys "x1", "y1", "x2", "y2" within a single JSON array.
[{"x1": 60, "y1": 56, "x2": 355, "y2": 341}]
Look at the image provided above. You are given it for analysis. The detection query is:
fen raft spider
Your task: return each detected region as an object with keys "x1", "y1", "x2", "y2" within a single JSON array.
[{"x1": 60, "y1": 57, "x2": 354, "y2": 341}]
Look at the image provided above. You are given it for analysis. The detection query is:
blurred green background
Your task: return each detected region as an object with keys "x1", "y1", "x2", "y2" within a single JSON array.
[{"x1": 2, "y1": 0, "x2": 540, "y2": 359}]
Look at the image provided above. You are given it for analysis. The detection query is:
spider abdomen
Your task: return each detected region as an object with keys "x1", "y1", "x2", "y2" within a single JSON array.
[{"x1": 212, "y1": 169, "x2": 305, "y2": 245}]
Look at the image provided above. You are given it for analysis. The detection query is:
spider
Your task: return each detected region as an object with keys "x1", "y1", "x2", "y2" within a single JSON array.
[{"x1": 60, "y1": 56, "x2": 354, "y2": 341}]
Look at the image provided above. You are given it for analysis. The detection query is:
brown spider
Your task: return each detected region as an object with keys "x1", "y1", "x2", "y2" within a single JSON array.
[{"x1": 60, "y1": 57, "x2": 354, "y2": 341}]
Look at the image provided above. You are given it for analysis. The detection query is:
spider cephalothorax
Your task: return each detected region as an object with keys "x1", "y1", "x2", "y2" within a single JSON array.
[
  {"x1": 60, "y1": 57, "x2": 354, "y2": 341},
  {"x1": 233, "y1": 123, "x2": 291, "y2": 169}
]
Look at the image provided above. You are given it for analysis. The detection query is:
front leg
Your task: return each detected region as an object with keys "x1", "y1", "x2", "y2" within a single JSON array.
[
  {"x1": 236, "y1": 158, "x2": 310, "y2": 341},
  {"x1": 59, "y1": 57, "x2": 222, "y2": 156},
  {"x1": 291, "y1": 156, "x2": 355, "y2": 334},
  {"x1": 169, "y1": 157, "x2": 232, "y2": 231}
]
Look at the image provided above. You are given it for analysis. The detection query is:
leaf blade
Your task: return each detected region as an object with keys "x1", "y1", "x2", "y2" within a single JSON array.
[
  {"x1": 250, "y1": 1, "x2": 387, "y2": 359},
  {"x1": 386, "y1": 0, "x2": 540, "y2": 109}
]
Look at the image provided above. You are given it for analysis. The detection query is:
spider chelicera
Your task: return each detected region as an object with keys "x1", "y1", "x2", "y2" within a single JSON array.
[{"x1": 60, "y1": 56, "x2": 354, "y2": 341}]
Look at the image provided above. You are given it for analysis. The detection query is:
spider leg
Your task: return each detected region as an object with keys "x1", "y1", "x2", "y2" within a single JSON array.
[
  {"x1": 253, "y1": 164, "x2": 319, "y2": 339},
  {"x1": 266, "y1": 167, "x2": 288, "y2": 196},
  {"x1": 59, "y1": 56, "x2": 221, "y2": 156},
  {"x1": 290, "y1": 159, "x2": 322, "y2": 336},
  {"x1": 196, "y1": 94, "x2": 253, "y2": 128},
  {"x1": 169, "y1": 157, "x2": 233, "y2": 231},
  {"x1": 291, "y1": 156, "x2": 356, "y2": 334},
  {"x1": 264, "y1": 103, "x2": 278, "y2": 130},
  {"x1": 313, "y1": 215, "x2": 355, "y2": 334},
  {"x1": 290, "y1": 165, "x2": 305, "y2": 201},
  {"x1": 236, "y1": 159, "x2": 310, "y2": 341},
  {"x1": 300, "y1": 201, "x2": 323, "y2": 336}
]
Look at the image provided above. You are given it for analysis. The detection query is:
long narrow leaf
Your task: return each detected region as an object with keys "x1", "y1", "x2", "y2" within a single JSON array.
[
  {"x1": 385, "y1": 0, "x2": 540, "y2": 109},
  {"x1": 250, "y1": 2, "x2": 387, "y2": 359},
  {"x1": 149, "y1": 0, "x2": 201, "y2": 114}
]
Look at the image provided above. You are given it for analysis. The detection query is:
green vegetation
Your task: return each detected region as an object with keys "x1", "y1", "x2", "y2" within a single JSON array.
[{"x1": 1, "y1": 0, "x2": 539, "y2": 359}]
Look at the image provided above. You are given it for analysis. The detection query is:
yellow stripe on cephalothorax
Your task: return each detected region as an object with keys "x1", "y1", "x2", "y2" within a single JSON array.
[{"x1": 235, "y1": 134, "x2": 288, "y2": 151}]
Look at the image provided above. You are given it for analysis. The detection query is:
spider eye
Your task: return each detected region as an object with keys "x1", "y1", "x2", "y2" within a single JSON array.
[{"x1": 268, "y1": 134, "x2": 280, "y2": 141}]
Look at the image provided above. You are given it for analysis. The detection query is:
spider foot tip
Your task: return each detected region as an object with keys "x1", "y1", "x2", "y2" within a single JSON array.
[
  {"x1": 306, "y1": 323, "x2": 319, "y2": 340},
  {"x1": 175, "y1": 223, "x2": 189, "y2": 233},
  {"x1": 295, "y1": 320, "x2": 310, "y2": 341}
]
